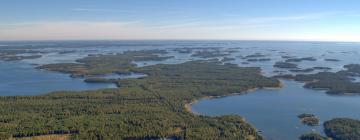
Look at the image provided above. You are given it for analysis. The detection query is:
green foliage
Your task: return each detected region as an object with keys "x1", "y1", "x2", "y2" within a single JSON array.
[
  {"x1": 0, "y1": 49, "x2": 42, "y2": 61},
  {"x1": 0, "y1": 60, "x2": 280, "y2": 139},
  {"x1": 191, "y1": 50, "x2": 229, "y2": 58},
  {"x1": 295, "y1": 64, "x2": 360, "y2": 95},
  {"x1": 285, "y1": 57, "x2": 317, "y2": 62},
  {"x1": 299, "y1": 133, "x2": 327, "y2": 140},
  {"x1": 344, "y1": 64, "x2": 360, "y2": 73},
  {"x1": 297, "y1": 113, "x2": 319, "y2": 126},
  {"x1": 298, "y1": 113, "x2": 315, "y2": 118},
  {"x1": 313, "y1": 67, "x2": 331, "y2": 70},
  {"x1": 290, "y1": 68, "x2": 314, "y2": 73},
  {"x1": 37, "y1": 50, "x2": 173, "y2": 77},
  {"x1": 274, "y1": 62, "x2": 298, "y2": 69},
  {"x1": 324, "y1": 59, "x2": 340, "y2": 62},
  {"x1": 84, "y1": 78, "x2": 117, "y2": 84},
  {"x1": 324, "y1": 118, "x2": 360, "y2": 140}
]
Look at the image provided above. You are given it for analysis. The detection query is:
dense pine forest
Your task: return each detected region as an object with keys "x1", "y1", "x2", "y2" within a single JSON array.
[{"x1": 0, "y1": 59, "x2": 281, "y2": 140}]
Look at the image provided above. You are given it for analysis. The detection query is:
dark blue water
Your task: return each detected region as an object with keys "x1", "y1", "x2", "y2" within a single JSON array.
[{"x1": 191, "y1": 80, "x2": 360, "y2": 140}]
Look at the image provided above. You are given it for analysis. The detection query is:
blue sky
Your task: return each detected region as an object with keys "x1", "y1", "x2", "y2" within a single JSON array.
[{"x1": 0, "y1": 0, "x2": 359, "y2": 41}]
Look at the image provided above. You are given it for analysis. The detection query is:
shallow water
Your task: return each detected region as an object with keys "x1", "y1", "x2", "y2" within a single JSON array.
[{"x1": 191, "y1": 80, "x2": 360, "y2": 140}]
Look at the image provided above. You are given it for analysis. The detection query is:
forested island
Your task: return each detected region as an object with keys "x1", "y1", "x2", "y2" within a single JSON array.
[
  {"x1": 272, "y1": 64, "x2": 360, "y2": 95},
  {"x1": 37, "y1": 50, "x2": 174, "y2": 77},
  {"x1": 285, "y1": 57, "x2": 317, "y2": 62},
  {"x1": 0, "y1": 49, "x2": 43, "y2": 61},
  {"x1": 324, "y1": 118, "x2": 360, "y2": 140},
  {"x1": 294, "y1": 64, "x2": 360, "y2": 95},
  {"x1": 191, "y1": 50, "x2": 230, "y2": 58},
  {"x1": 299, "y1": 118, "x2": 360, "y2": 140},
  {"x1": 298, "y1": 113, "x2": 319, "y2": 126},
  {"x1": 274, "y1": 62, "x2": 298, "y2": 69},
  {"x1": 0, "y1": 55, "x2": 281, "y2": 139}
]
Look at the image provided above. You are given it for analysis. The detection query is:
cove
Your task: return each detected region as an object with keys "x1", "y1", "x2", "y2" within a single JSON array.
[
  {"x1": 0, "y1": 61, "x2": 117, "y2": 96},
  {"x1": 191, "y1": 80, "x2": 360, "y2": 140}
]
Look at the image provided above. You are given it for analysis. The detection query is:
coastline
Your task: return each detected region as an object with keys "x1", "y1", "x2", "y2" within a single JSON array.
[{"x1": 184, "y1": 81, "x2": 284, "y2": 115}]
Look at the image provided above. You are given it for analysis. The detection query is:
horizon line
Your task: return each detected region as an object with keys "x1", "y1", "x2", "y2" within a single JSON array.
[{"x1": 0, "y1": 39, "x2": 359, "y2": 43}]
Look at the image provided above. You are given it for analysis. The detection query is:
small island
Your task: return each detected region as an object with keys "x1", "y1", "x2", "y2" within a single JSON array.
[
  {"x1": 243, "y1": 53, "x2": 267, "y2": 59},
  {"x1": 281, "y1": 55, "x2": 295, "y2": 59},
  {"x1": 313, "y1": 67, "x2": 332, "y2": 70},
  {"x1": 191, "y1": 50, "x2": 230, "y2": 58},
  {"x1": 324, "y1": 58, "x2": 340, "y2": 62},
  {"x1": 0, "y1": 54, "x2": 42, "y2": 61},
  {"x1": 298, "y1": 113, "x2": 320, "y2": 126},
  {"x1": 289, "y1": 68, "x2": 314, "y2": 73},
  {"x1": 274, "y1": 62, "x2": 298, "y2": 69},
  {"x1": 285, "y1": 57, "x2": 317, "y2": 62},
  {"x1": 247, "y1": 58, "x2": 271, "y2": 62}
]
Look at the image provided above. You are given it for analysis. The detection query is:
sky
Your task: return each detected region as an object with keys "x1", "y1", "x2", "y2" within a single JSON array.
[{"x1": 0, "y1": 0, "x2": 359, "y2": 41}]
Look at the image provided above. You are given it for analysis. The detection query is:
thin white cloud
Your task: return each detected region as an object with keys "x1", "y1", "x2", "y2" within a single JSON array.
[
  {"x1": 246, "y1": 15, "x2": 319, "y2": 23},
  {"x1": 154, "y1": 12, "x2": 335, "y2": 31},
  {"x1": 153, "y1": 22, "x2": 202, "y2": 29},
  {"x1": 225, "y1": 12, "x2": 338, "y2": 24},
  {"x1": 0, "y1": 21, "x2": 270, "y2": 40},
  {"x1": 71, "y1": 8, "x2": 133, "y2": 13},
  {"x1": 0, "y1": 12, "x2": 359, "y2": 41},
  {"x1": 245, "y1": 12, "x2": 336, "y2": 23}
]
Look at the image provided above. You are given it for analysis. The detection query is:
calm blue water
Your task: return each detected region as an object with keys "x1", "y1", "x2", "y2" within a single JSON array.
[
  {"x1": 0, "y1": 61, "x2": 117, "y2": 96},
  {"x1": 191, "y1": 80, "x2": 360, "y2": 140}
]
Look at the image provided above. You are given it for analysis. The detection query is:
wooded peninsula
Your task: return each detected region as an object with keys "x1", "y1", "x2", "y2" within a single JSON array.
[{"x1": 0, "y1": 50, "x2": 281, "y2": 139}]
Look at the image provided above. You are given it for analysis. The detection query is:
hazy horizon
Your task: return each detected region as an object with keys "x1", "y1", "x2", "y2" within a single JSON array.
[{"x1": 1, "y1": 0, "x2": 359, "y2": 42}]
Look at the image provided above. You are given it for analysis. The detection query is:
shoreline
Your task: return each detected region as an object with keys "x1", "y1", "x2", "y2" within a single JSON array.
[{"x1": 184, "y1": 81, "x2": 284, "y2": 115}]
